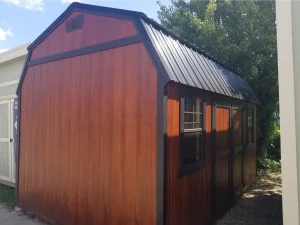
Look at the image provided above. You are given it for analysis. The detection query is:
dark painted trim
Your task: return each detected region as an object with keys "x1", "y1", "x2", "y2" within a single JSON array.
[
  {"x1": 234, "y1": 145, "x2": 244, "y2": 154},
  {"x1": 211, "y1": 103, "x2": 217, "y2": 217},
  {"x1": 216, "y1": 149, "x2": 231, "y2": 158},
  {"x1": 229, "y1": 107, "x2": 234, "y2": 200},
  {"x1": 27, "y1": 35, "x2": 142, "y2": 67},
  {"x1": 246, "y1": 143, "x2": 255, "y2": 150},
  {"x1": 156, "y1": 75, "x2": 165, "y2": 225},
  {"x1": 177, "y1": 86, "x2": 207, "y2": 177},
  {"x1": 162, "y1": 86, "x2": 168, "y2": 225},
  {"x1": 177, "y1": 161, "x2": 206, "y2": 178},
  {"x1": 202, "y1": 101, "x2": 207, "y2": 161},
  {"x1": 215, "y1": 104, "x2": 231, "y2": 109},
  {"x1": 15, "y1": 52, "x2": 31, "y2": 204},
  {"x1": 133, "y1": 18, "x2": 170, "y2": 85}
]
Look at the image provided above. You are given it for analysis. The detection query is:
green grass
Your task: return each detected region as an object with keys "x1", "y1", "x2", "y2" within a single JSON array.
[{"x1": 0, "y1": 184, "x2": 16, "y2": 210}]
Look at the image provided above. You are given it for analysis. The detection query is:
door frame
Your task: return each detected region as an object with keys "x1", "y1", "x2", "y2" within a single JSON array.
[{"x1": 211, "y1": 101, "x2": 246, "y2": 217}]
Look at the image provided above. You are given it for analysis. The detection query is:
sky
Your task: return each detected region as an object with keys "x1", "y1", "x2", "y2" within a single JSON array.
[{"x1": 0, "y1": 0, "x2": 170, "y2": 52}]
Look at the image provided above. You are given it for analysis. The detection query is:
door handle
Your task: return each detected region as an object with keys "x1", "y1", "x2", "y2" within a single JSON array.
[{"x1": 10, "y1": 138, "x2": 13, "y2": 142}]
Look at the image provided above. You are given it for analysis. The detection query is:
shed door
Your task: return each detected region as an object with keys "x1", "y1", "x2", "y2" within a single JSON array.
[
  {"x1": 214, "y1": 106, "x2": 231, "y2": 216},
  {"x1": 232, "y1": 108, "x2": 244, "y2": 196},
  {"x1": 0, "y1": 100, "x2": 13, "y2": 183}
]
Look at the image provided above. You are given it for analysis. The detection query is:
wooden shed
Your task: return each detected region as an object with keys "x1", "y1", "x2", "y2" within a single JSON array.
[{"x1": 16, "y1": 3, "x2": 259, "y2": 225}]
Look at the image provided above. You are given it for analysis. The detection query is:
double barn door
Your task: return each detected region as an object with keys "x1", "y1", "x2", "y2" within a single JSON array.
[{"x1": 213, "y1": 105, "x2": 244, "y2": 217}]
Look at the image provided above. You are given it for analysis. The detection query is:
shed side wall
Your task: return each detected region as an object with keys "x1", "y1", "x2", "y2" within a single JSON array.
[
  {"x1": 19, "y1": 42, "x2": 157, "y2": 225},
  {"x1": 166, "y1": 82, "x2": 212, "y2": 225}
]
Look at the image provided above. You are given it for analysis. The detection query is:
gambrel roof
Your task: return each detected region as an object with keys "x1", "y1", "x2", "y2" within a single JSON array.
[{"x1": 17, "y1": 2, "x2": 259, "y2": 104}]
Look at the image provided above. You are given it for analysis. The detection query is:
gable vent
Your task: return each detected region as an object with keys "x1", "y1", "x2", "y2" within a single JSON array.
[{"x1": 65, "y1": 14, "x2": 84, "y2": 33}]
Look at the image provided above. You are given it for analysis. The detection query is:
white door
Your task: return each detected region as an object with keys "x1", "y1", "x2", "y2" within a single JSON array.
[{"x1": 0, "y1": 100, "x2": 13, "y2": 183}]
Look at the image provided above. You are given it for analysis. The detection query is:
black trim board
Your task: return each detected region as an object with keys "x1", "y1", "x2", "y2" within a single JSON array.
[
  {"x1": 15, "y1": 51, "x2": 31, "y2": 204},
  {"x1": 156, "y1": 74, "x2": 166, "y2": 225},
  {"x1": 27, "y1": 35, "x2": 142, "y2": 67},
  {"x1": 211, "y1": 103, "x2": 217, "y2": 217}
]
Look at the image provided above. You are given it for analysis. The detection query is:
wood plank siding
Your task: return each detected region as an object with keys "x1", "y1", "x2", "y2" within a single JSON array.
[
  {"x1": 18, "y1": 12, "x2": 158, "y2": 225},
  {"x1": 166, "y1": 83, "x2": 257, "y2": 225},
  {"x1": 30, "y1": 12, "x2": 137, "y2": 60},
  {"x1": 166, "y1": 82, "x2": 212, "y2": 225}
]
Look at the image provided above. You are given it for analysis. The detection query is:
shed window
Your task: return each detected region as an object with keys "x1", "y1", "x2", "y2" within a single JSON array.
[
  {"x1": 247, "y1": 108, "x2": 254, "y2": 144},
  {"x1": 181, "y1": 96, "x2": 205, "y2": 168}
]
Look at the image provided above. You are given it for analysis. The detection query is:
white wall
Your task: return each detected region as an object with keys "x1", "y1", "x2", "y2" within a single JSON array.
[
  {"x1": 0, "y1": 42, "x2": 29, "y2": 100},
  {"x1": 0, "y1": 43, "x2": 29, "y2": 186},
  {"x1": 276, "y1": 0, "x2": 300, "y2": 224},
  {"x1": 0, "y1": 57, "x2": 26, "y2": 99}
]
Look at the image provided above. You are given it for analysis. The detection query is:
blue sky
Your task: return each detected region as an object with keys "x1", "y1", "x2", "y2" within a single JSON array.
[{"x1": 0, "y1": 0, "x2": 170, "y2": 52}]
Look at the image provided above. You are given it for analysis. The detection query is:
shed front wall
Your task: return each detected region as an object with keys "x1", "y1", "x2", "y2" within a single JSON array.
[
  {"x1": 30, "y1": 11, "x2": 137, "y2": 60},
  {"x1": 18, "y1": 21, "x2": 158, "y2": 225}
]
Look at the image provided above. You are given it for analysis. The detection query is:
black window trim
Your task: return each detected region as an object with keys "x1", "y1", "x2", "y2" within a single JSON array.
[
  {"x1": 178, "y1": 88, "x2": 206, "y2": 178},
  {"x1": 247, "y1": 105, "x2": 255, "y2": 150},
  {"x1": 232, "y1": 106, "x2": 244, "y2": 154}
]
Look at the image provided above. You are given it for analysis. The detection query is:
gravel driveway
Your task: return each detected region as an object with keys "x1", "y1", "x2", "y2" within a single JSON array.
[{"x1": 214, "y1": 172, "x2": 283, "y2": 225}]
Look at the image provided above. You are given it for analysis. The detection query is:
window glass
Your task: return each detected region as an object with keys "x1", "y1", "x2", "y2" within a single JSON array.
[{"x1": 181, "y1": 96, "x2": 204, "y2": 167}]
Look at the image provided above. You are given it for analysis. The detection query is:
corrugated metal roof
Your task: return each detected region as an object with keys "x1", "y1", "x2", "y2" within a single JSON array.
[{"x1": 141, "y1": 18, "x2": 259, "y2": 104}]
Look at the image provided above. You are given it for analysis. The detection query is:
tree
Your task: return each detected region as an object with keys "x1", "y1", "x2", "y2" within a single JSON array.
[{"x1": 157, "y1": 0, "x2": 278, "y2": 155}]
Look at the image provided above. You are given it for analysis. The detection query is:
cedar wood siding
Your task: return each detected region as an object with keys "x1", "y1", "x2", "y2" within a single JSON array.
[
  {"x1": 30, "y1": 11, "x2": 137, "y2": 60},
  {"x1": 166, "y1": 82, "x2": 257, "y2": 225},
  {"x1": 166, "y1": 82, "x2": 212, "y2": 225},
  {"x1": 18, "y1": 12, "x2": 157, "y2": 225}
]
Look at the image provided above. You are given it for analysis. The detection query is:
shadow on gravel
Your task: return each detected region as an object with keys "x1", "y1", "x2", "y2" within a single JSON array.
[{"x1": 214, "y1": 173, "x2": 283, "y2": 225}]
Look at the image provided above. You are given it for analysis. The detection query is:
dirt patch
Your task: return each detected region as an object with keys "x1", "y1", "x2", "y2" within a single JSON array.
[{"x1": 214, "y1": 173, "x2": 282, "y2": 225}]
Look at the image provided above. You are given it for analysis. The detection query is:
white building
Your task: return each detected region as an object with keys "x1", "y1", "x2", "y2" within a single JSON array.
[
  {"x1": 276, "y1": 0, "x2": 300, "y2": 224},
  {"x1": 0, "y1": 42, "x2": 30, "y2": 187}
]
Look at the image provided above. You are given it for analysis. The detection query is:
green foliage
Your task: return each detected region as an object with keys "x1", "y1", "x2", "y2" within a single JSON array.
[
  {"x1": 157, "y1": 0, "x2": 278, "y2": 154},
  {"x1": 267, "y1": 124, "x2": 281, "y2": 160},
  {"x1": 258, "y1": 157, "x2": 281, "y2": 173},
  {"x1": 258, "y1": 123, "x2": 280, "y2": 172}
]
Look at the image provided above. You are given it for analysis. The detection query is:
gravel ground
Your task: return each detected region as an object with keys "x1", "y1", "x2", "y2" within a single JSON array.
[{"x1": 214, "y1": 172, "x2": 282, "y2": 225}]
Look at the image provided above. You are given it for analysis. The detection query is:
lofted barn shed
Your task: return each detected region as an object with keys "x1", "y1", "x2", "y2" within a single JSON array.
[{"x1": 16, "y1": 3, "x2": 259, "y2": 225}]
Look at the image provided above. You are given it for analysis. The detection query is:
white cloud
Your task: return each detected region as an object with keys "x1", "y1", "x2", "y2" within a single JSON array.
[
  {"x1": 0, "y1": 49, "x2": 8, "y2": 53},
  {"x1": 61, "y1": 0, "x2": 80, "y2": 4},
  {"x1": 0, "y1": 27, "x2": 13, "y2": 41},
  {"x1": 1, "y1": 0, "x2": 45, "y2": 11}
]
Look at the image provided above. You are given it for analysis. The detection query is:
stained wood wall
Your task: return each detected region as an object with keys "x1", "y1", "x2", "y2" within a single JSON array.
[
  {"x1": 18, "y1": 12, "x2": 157, "y2": 225},
  {"x1": 30, "y1": 12, "x2": 137, "y2": 60},
  {"x1": 166, "y1": 82, "x2": 212, "y2": 225},
  {"x1": 166, "y1": 83, "x2": 258, "y2": 225}
]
